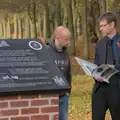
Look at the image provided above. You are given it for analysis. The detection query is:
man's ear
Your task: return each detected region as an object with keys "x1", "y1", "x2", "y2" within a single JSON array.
[
  {"x1": 56, "y1": 38, "x2": 60, "y2": 41},
  {"x1": 111, "y1": 21, "x2": 115, "y2": 27}
]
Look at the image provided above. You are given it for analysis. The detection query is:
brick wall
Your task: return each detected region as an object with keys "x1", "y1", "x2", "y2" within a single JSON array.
[{"x1": 0, "y1": 94, "x2": 59, "y2": 120}]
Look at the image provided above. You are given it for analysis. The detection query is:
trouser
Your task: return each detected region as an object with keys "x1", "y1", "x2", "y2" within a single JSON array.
[
  {"x1": 59, "y1": 95, "x2": 69, "y2": 120},
  {"x1": 92, "y1": 74, "x2": 120, "y2": 120}
]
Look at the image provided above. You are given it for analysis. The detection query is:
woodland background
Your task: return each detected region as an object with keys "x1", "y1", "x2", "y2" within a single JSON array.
[{"x1": 0, "y1": 0, "x2": 119, "y2": 119}]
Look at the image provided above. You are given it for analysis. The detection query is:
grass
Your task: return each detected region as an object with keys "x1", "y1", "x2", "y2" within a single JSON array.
[{"x1": 68, "y1": 75, "x2": 111, "y2": 120}]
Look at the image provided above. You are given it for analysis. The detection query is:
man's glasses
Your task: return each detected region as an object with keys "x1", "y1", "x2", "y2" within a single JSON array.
[
  {"x1": 99, "y1": 21, "x2": 112, "y2": 28},
  {"x1": 99, "y1": 23, "x2": 109, "y2": 28}
]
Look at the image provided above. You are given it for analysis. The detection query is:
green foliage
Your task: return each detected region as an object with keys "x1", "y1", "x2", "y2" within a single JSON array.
[
  {"x1": 108, "y1": 0, "x2": 115, "y2": 11},
  {"x1": 117, "y1": 4, "x2": 120, "y2": 11}
]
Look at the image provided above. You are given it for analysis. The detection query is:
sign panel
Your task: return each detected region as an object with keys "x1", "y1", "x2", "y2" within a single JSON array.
[{"x1": 0, "y1": 39, "x2": 70, "y2": 95}]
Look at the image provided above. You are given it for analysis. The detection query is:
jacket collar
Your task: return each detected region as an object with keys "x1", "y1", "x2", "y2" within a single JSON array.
[
  {"x1": 46, "y1": 39, "x2": 67, "y2": 53},
  {"x1": 116, "y1": 32, "x2": 120, "y2": 43}
]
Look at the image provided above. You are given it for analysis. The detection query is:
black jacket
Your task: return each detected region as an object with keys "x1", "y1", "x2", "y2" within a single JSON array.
[
  {"x1": 45, "y1": 39, "x2": 72, "y2": 87},
  {"x1": 93, "y1": 33, "x2": 120, "y2": 94}
]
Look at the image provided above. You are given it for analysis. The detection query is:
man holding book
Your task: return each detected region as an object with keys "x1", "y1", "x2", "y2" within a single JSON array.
[{"x1": 92, "y1": 12, "x2": 120, "y2": 120}]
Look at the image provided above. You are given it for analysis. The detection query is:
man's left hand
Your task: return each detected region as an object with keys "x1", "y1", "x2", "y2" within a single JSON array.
[{"x1": 107, "y1": 64, "x2": 115, "y2": 69}]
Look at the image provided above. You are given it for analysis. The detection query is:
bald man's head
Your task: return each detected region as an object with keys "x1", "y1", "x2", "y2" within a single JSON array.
[
  {"x1": 53, "y1": 26, "x2": 71, "y2": 49},
  {"x1": 53, "y1": 26, "x2": 71, "y2": 39}
]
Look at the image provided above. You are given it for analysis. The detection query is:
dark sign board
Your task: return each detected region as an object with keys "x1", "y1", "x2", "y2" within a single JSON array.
[{"x1": 0, "y1": 39, "x2": 70, "y2": 95}]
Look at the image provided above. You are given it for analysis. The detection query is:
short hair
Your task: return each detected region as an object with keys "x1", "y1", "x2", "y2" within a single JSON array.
[
  {"x1": 98, "y1": 12, "x2": 117, "y2": 27},
  {"x1": 52, "y1": 26, "x2": 71, "y2": 39}
]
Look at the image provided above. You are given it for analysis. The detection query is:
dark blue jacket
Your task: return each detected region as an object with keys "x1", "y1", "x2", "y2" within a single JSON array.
[
  {"x1": 93, "y1": 34, "x2": 120, "y2": 94},
  {"x1": 45, "y1": 39, "x2": 72, "y2": 87}
]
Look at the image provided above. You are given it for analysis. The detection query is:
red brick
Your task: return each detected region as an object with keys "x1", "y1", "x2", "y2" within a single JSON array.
[
  {"x1": 0, "y1": 102, "x2": 8, "y2": 108},
  {"x1": 10, "y1": 101, "x2": 28, "y2": 107},
  {"x1": 53, "y1": 114, "x2": 59, "y2": 120},
  {"x1": 41, "y1": 106, "x2": 58, "y2": 113},
  {"x1": 41, "y1": 94, "x2": 58, "y2": 98},
  {"x1": 31, "y1": 115, "x2": 49, "y2": 120},
  {"x1": 1, "y1": 109, "x2": 18, "y2": 116},
  {"x1": 50, "y1": 99, "x2": 59, "y2": 105},
  {"x1": 21, "y1": 108, "x2": 39, "y2": 114},
  {"x1": 20, "y1": 94, "x2": 39, "y2": 99},
  {"x1": 0, "y1": 96, "x2": 18, "y2": 100},
  {"x1": 0, "y1": 118, "x2": 8, "y2": 120},
  {"x1": 11, "y1": 116, "x2": 29, "y2": 120},
  {"x1": 31, "y1": 100, "x2": 49, "y2": 106}
]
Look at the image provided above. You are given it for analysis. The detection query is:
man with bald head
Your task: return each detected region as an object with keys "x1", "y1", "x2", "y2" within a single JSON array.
[{"x1": 46, "y1": 26, "x2": 71, "y2": 120}]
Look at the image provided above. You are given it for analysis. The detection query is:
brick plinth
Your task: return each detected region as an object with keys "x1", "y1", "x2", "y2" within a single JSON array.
[{"x1": 0, "y1": 94, "x2": 59, "y2": 120}]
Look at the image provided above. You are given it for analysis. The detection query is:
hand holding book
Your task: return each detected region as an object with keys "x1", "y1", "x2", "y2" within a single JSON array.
[
  {"x1": 75, "y1": 57, "x2": 119, "y2": 83},
  {"x1": 94, "y1": 77, "x2": 104, "y2": 82}
]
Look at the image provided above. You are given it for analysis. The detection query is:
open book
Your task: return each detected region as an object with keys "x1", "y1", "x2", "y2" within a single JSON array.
[{"x1": 75, "y1": 57, "x2": 119, "y2": 83}]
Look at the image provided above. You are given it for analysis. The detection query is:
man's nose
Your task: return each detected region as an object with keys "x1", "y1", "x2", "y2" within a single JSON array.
[
  {"x1": 100, "y1": 27, "x2": 103, "y2": 32},
  {"x1": 68, "y1": 40, "x2": 70, "y2": 46}
]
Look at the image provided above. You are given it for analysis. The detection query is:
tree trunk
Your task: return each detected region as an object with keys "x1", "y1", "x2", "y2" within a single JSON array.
[
  {"x1": 24, "y1": 16, "x2": 30, "y2": 38},
  {"x1": 72, "y1": 0, "x2": 79, "y2": 41},
  {"x1": 113, "y1": 0, "x2": 118, "y2": 12},
  {"x1": 62, "y1": 1, "x2": 68, "y2": 27},
  {"x1": 30, "y1": 20, "x2": 37, "y2": 38},
  {"x1": 32, "y1": 0, "x2": 37, "y2": 38},
  {"x1": 7, "y1": 17, "x2": 11, "y2": 38},
  {"x1": 99, "y1": 0, "x2": 107, "y2": 14},
  {"x1": 3, "y1": 18, "x2": 7, "y2": 39},
  {"x1": 113, "y1": 0, "x2": 120, "y2": 32},
  {"x1": 43, "y1": 1, "x2": 50, "y2": 41},
  {"x1": 0, "y1": 20, "x2": 3, "y2": 38},
  {"x1": 55, "y1": 0, "x2": 62, "y2": 27},
  {"x1": 13, "y1": 14, "x2": 18, "y2": 39},
  {"x1": 38, "y1": 16, "x2": 43, "y2": 37},
  {"x1": 67, "y1": 0, "x2": 76, "y2": 55},
  {"x1": 28, "y1": 0, "x2": 37, "y2": 38},
  {"x1": 18, "y1": 16, "x2": 23, "y2": 39},
  {"x1": 83, "y1": 0, "x2": 89, "y2": 59},
  {"x1": 106, "y1": 0, "x2": 109, "y2": 12},
  {"x1": 87, "y1": 0, "x2": 100, "y2": 41}
]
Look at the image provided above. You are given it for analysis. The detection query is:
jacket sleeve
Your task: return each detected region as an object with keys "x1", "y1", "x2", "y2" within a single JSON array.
[
  {"x1": 93, "y1": 44, "x2": 100, "y2": 82},
  {"x1": 94, "y1": 44, "x2": 100, "y2": 66},
  {"x1": 115, "y1": 64, "x2": 120, "y2": 71},
  {"x1": 67, "y1": 57, "x2": 72, "y2": 87}
]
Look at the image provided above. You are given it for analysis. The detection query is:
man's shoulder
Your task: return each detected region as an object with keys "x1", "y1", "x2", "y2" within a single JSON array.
[
  {"x1": 96, "y1": 37, "x2": 108, "y2": 47},
  {"x1": 45, "y1": 44, "x2": 51, "y2": 49},
  {"x1": 45, "y1": 39, "x2": 53, "y2": 49},
  {"x1": 117, "y1": 32, "x2": 120, "y2": 39}
]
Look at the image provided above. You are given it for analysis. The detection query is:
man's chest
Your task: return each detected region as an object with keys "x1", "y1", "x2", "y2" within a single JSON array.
[
  {"x1": 98, "y1": 41, "x2": 120, "y2": 64},
  {"x1": 50, "y1": 52, "x2": 69, "y2": 71}
]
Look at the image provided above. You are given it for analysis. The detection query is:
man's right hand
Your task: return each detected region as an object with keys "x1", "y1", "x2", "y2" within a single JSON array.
[{"x1": 94, "y1": 77, "x2": 104, "y2": 82}]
